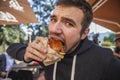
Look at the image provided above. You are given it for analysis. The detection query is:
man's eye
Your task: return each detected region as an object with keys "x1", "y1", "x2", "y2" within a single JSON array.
[
  {"x1": 65, "y1": 22, "x2": 73, "y2": 27},
  {"x1": 50, "y1": 18, "x2": 57, "y2": 22}
]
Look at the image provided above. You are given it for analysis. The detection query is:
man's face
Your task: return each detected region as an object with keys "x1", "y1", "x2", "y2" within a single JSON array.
[{"x1": 48, "y1": 6, "x2": 89, "y2": 53}]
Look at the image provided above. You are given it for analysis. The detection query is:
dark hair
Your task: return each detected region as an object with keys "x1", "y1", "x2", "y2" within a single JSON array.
[{"x1": 56, "y1": 0, "x2": 93, "y2": 34}]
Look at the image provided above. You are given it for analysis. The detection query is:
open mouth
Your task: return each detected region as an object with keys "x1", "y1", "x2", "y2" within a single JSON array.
[{"x1": 48, "y1": 37, "x2": 65, "y2": 53}]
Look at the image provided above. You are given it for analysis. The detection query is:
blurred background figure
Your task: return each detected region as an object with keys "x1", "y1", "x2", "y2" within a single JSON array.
[
  {"x1": 0, "y1": 51, "x2": 16, "y2": 79},
  {"x1": 113, "y1": 38, "x2": 120, "y2": 59},
  {"x1": 92, "y1": 33, "x2": 100, "y2": 45}
]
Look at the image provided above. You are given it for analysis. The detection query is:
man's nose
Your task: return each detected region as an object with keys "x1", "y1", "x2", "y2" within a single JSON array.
[{"x1": 51, "y1": 22, "x2": 62, "y2": 33}]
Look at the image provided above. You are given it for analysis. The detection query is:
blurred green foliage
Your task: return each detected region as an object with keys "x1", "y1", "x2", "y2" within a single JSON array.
[
  {"x1": 101, "y1": 41, "x2": 114, "y2": 46},
  {"x1": 0, "y1": 25, "x2": 26, "y2": 53}
]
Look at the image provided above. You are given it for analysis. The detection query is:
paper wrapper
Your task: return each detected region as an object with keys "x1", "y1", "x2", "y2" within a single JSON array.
[{"x1": 39, "y1": 37, "x2": 65, "y2": 66}]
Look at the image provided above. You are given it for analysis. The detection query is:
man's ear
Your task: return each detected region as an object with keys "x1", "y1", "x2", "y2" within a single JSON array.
[{"x1": 81, "y1": 28, "x2": 90, "y2": 40}]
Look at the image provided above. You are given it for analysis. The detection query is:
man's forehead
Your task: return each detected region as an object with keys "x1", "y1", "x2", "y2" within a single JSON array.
[
  {"x1": 51, "y1": 6, "x2": 84, "y2": 19},
  {"x1": 54, "y1": 6, "x2": 83, "y2": 13}
]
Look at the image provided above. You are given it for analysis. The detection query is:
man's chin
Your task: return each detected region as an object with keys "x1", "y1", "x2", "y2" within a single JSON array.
[
  {"x1": 66, "y1": 41, "x2": 81, "y2": 54},
  {"x1": 66, "y1": 49, "x2": 74, "y2": 54}
]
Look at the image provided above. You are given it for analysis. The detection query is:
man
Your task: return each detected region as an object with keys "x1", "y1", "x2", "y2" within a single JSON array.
[
  {"x1": 113, "y1": 38, "x2": 120, "y2": 58},
  {"x1": 0, "y1": 52, "x2": 16, "y2": 78},
  {"x1": 92, "y1": 33, "x2": 100, "y2": 45},
  {"x1": 7, "y1": 0, "x2": 120, "y2": 80},
  {"x1": 0, "y1": 52, "x2": 7, "y2": 78}
]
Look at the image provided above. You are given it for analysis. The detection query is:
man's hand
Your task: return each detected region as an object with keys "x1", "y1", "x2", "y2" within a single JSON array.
[{"x1": 24, "y1": 37, "x2": 48, "y2": 62}]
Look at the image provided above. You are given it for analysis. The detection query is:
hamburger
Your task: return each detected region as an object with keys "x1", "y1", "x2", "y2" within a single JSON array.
[{"x1": 39, "y1": 37, "x2": 65, "y2": 66}]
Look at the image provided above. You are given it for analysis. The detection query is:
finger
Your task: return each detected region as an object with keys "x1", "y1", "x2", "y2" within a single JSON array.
[
  {"x1": 25, "y1": 51, "x2": 44, "y2": 62},
  {"x1": 24, "y1": 37, "x2": 48, "y2": 62},
  {"x1": 24, "y1": 46, "x2": 47, "y2": 62},
  {"x1": 27, "y1": 46, "x2": 47, "y2": 60},
  {"x1": 30, "y1": 41, "x2": 47, "y2": 54}
]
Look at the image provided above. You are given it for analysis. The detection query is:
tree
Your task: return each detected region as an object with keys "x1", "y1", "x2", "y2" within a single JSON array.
[
  {"x1": 101, "y1": 33, "x2": 115, "y2": 47},
  {"x1": 0, "y1": 25, "x2": 26, "y2": 52},
  {"x1": 103, "y1": 33, "x2": 115, "y2": 43},
  {"x1": 28, "y1": 0, "x2": 56, "y2": 40}
]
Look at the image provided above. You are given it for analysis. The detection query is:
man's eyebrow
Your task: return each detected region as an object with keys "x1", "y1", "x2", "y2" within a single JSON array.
[
  {"x1": 50, "y1": 15, "x2": 56, "y2": 18},
  {"x1": 62, "y1": 17, "x2": 76, "y2": 25},
  {"x1": 50, "y1": 15, "x2": 76, "y2": 25}
]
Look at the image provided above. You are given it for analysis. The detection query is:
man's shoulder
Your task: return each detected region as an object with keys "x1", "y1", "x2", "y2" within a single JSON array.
[
  {"x1": 87, "y1": 45, "x2": 114, "y2": 60},
  {"x1": 92, "y1": 44, "x2": 113, "y2": 54}
]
